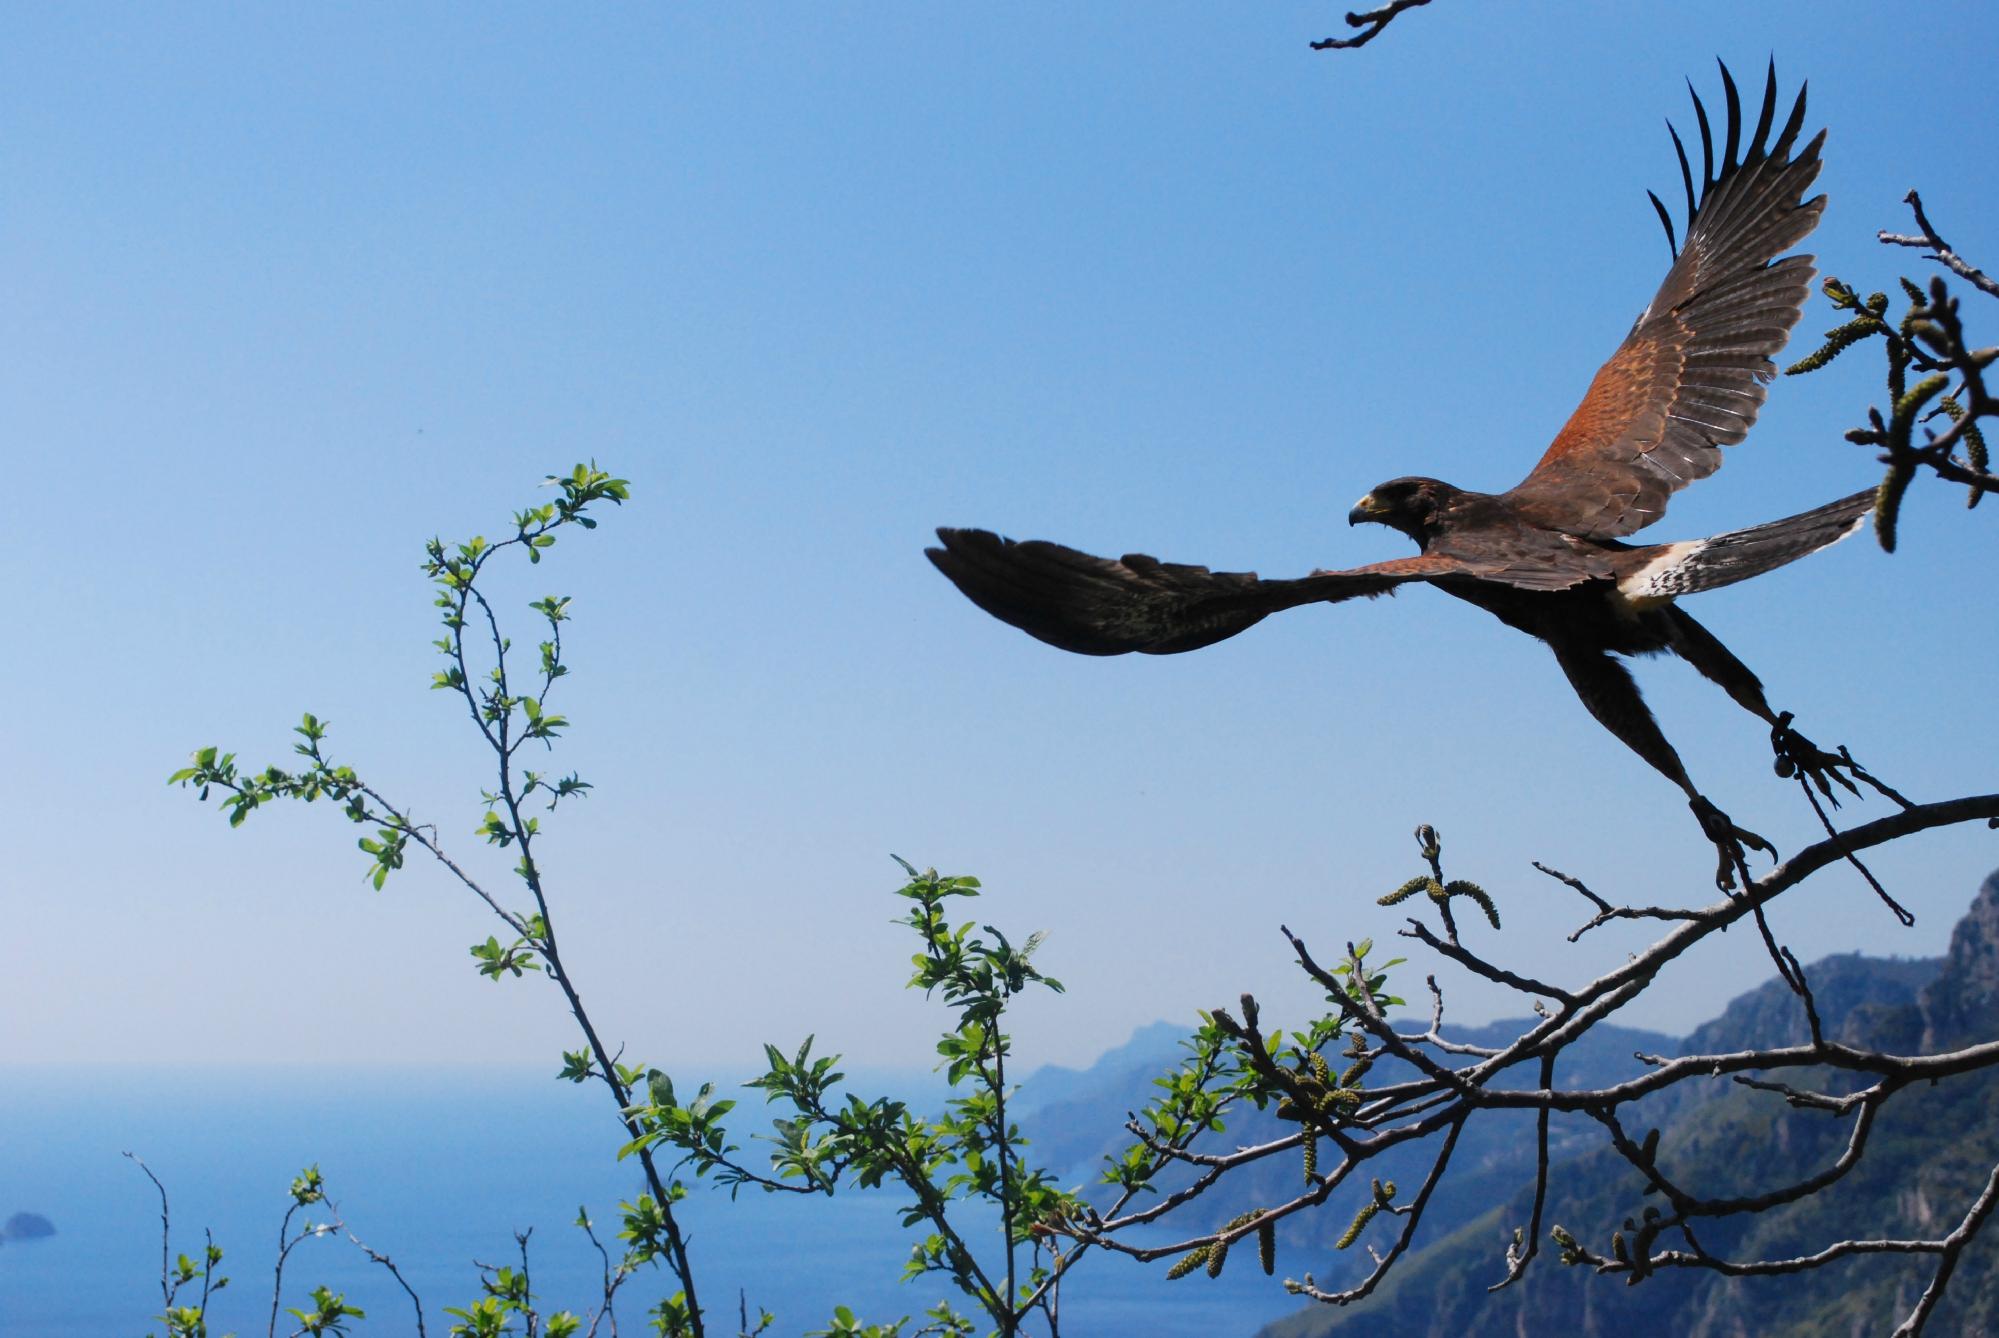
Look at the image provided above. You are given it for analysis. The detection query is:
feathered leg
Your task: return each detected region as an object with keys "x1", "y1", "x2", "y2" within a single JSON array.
[
  {"x1": 1550, "y1": 640, "x2": 1772, "y2": 888},
  {"x1": 1662, "y1": 608, "x2": 1868, "y2": 803}
]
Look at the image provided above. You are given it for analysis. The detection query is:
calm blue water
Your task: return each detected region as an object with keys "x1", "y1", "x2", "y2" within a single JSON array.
[{"x1": 0, "y1": 1067, "x2": 1300, "y2": 1336}]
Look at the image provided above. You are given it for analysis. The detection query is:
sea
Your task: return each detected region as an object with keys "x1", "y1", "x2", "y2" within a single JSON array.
[{"x1": 0, "y1": 1066, "x2": 1302, "y2": 1337}]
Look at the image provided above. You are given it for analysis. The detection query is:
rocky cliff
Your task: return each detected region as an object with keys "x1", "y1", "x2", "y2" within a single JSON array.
[{"x1": 1256, "y1": 869, "x2": 1999, "y2": 1338}]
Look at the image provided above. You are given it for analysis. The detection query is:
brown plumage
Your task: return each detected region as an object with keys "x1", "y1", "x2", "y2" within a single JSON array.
[{"x1": 926, "y1": 63, "x2": 1869, "y2": 885}]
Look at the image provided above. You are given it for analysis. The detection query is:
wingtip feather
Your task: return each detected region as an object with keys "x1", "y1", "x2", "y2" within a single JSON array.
[{"x1": 1718, "y1": 59, "x2": 1743, "y2": 175}]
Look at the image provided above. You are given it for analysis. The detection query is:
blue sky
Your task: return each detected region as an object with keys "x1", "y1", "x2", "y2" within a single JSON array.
[{"x1": 7, "y1": 3, "x2": 1997, "y2": 1074}]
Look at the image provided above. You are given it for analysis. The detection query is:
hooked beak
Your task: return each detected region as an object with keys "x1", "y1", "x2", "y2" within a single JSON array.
[{"x1": 1347, "y1": 494, "x2": 1384, "y2": 527}]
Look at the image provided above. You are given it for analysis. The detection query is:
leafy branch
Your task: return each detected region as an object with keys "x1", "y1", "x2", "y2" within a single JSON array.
[
  {"x1": 171, "y1": 465, "x2": 715, "y2": 1337},
  {"x1": 629, "y1": 861, "x2": 1081, "y2": 1336}
]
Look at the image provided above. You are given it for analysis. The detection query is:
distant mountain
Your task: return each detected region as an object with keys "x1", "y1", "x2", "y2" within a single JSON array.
[
  {"x1": 1015, "y1": 1009, "x2": 1677, "y2": 1281},
  {"x1": 1014, "y1": 1020, "x2": 1189, "y2": 1123},
  {"x1": 1256, "y1": 870, "x2": 1999, "y2": 1338},
  {"x1": 1011, "y1": 993, "x2": 1680, "y2": 1305},
  {"x1": 0, "y1": 1211, "x2": 55, "y2": 1242}
]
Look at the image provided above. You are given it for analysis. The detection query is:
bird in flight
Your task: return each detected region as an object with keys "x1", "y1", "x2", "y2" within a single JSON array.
[{"x1": 927, "y1": 62, "x2": 1879, "y2": 888}]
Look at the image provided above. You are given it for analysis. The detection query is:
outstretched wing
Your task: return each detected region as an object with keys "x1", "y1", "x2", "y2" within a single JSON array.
[
  {"x1": 1504, "y1": 62, "x2": 1826, "y2": 539},
  {"x1": 926, "y1": 529, "x2": 1465, "y2": 656}
]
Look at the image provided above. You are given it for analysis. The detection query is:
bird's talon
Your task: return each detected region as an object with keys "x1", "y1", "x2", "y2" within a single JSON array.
[
  {"x1": 1770, "y1": 717, "x2": 1866, "y2": 805},
  {"x1": 1690, "y1": 797, "x2": 1774, "y2": 890}
]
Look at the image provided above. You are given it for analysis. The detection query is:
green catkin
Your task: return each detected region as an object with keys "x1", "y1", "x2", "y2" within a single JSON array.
[
  {"x1": 1258, "y1": 1220, "x2": 1276, "y2": 1275},
  {"x1": 1877, "y1": 464, "x2": 1914, "y2": 553},
  {"x1": 1166, "y1": 1247, "x2": 1209, "y2": 1280},
  {"x1": 1336, "y1": 1199, "x2": 1378, "y2": 1250},
  {"x1": 1940, "y1": 395, "x2": 1989, "y2": 509},
  {"x1": 1206, "y1": 1212, "x2": 1259, "y2": 1278},
  {"x1": 1784, "y1": 314, "x2": 1882, "y2": 375},
  {"x1": 1341, "y1": 1024, "x2": 1374, "y2": 1087},
  {"x1": 1896, "y1": 372, "x2": 1951, "y2": 422},
  {"x1": 1337, "y1": 1189, "x2": 1390, "y2": 1251},
  {"x1": 1379, "y1": 875, "x2": 1436, "y2": 906},
  {"x1": 1444, "y1": 879, "x2": 1501, "y2": 930}
]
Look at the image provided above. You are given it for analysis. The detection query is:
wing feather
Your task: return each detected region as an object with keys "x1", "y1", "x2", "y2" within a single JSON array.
[
  {"x1": 1506, "y1": 61, "x2": 1826, "y2": 539},
  {"x1": 926, "y1": 529, "x2": 1465, "y2": 656}
]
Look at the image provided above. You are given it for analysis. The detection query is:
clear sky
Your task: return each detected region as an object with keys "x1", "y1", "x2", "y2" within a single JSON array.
[{"x1": 7, "y1": 3, "x2": 1997, "y2": 1074}]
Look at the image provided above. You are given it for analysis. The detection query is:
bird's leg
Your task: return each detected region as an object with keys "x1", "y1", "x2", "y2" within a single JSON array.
[
  {"x1": 1662, "y1": 610, "x2": 1903, "y2": 807},
  {"x1": 1660, "y1": 612, "x2": 1924, "y2": 920},
  {"x1": 1552, "y1": 642, "x2": 1773, "y2": 889}
]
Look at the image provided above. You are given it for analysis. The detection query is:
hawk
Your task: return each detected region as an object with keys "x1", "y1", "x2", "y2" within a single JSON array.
[{"x1": 926, "y1": 63, "x2": 1873, "y2": 886}]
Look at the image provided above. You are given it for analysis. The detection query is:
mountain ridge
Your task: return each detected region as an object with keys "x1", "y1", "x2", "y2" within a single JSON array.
[
  {"x1": 1004, "y1": 871, "x2": 1999, "y2": 1335},
  {"x1": 1256, "y1": 869, "x2": 1999, "y2": 1338}
]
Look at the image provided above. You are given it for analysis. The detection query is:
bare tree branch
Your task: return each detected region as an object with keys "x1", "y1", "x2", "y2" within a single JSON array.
[
  {"x1": 1048, "y1": 791, "x2": 1999, "y2": 1331},
  {"x1": 1310, "y1": 0, "x2": 1434, "y2": 51},
  {"x1": 1881, "y1": 191, "x2": 1999, "y2": 300}
]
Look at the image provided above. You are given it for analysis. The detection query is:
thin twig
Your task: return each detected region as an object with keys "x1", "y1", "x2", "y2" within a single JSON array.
[
  {"x1": 1881, "y1": 191, "x2": 1999, "y2": 299},
  {"x1": 349, "y1": 1231, "x2": 426, "y2": 1338},
  {"x1": 1310, "y1": 0, "x2": 1434, "y2": 50}
]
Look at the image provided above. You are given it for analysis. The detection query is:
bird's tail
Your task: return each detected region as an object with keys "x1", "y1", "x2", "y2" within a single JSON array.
[{"x1": 1621, "y1": 489, "x2": 1875, "y2": 601}]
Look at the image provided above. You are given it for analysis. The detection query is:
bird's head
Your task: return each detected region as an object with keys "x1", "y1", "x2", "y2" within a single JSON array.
[{"x1": 1348, "y1": 477, "x2": 1455, "y2": 544}]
